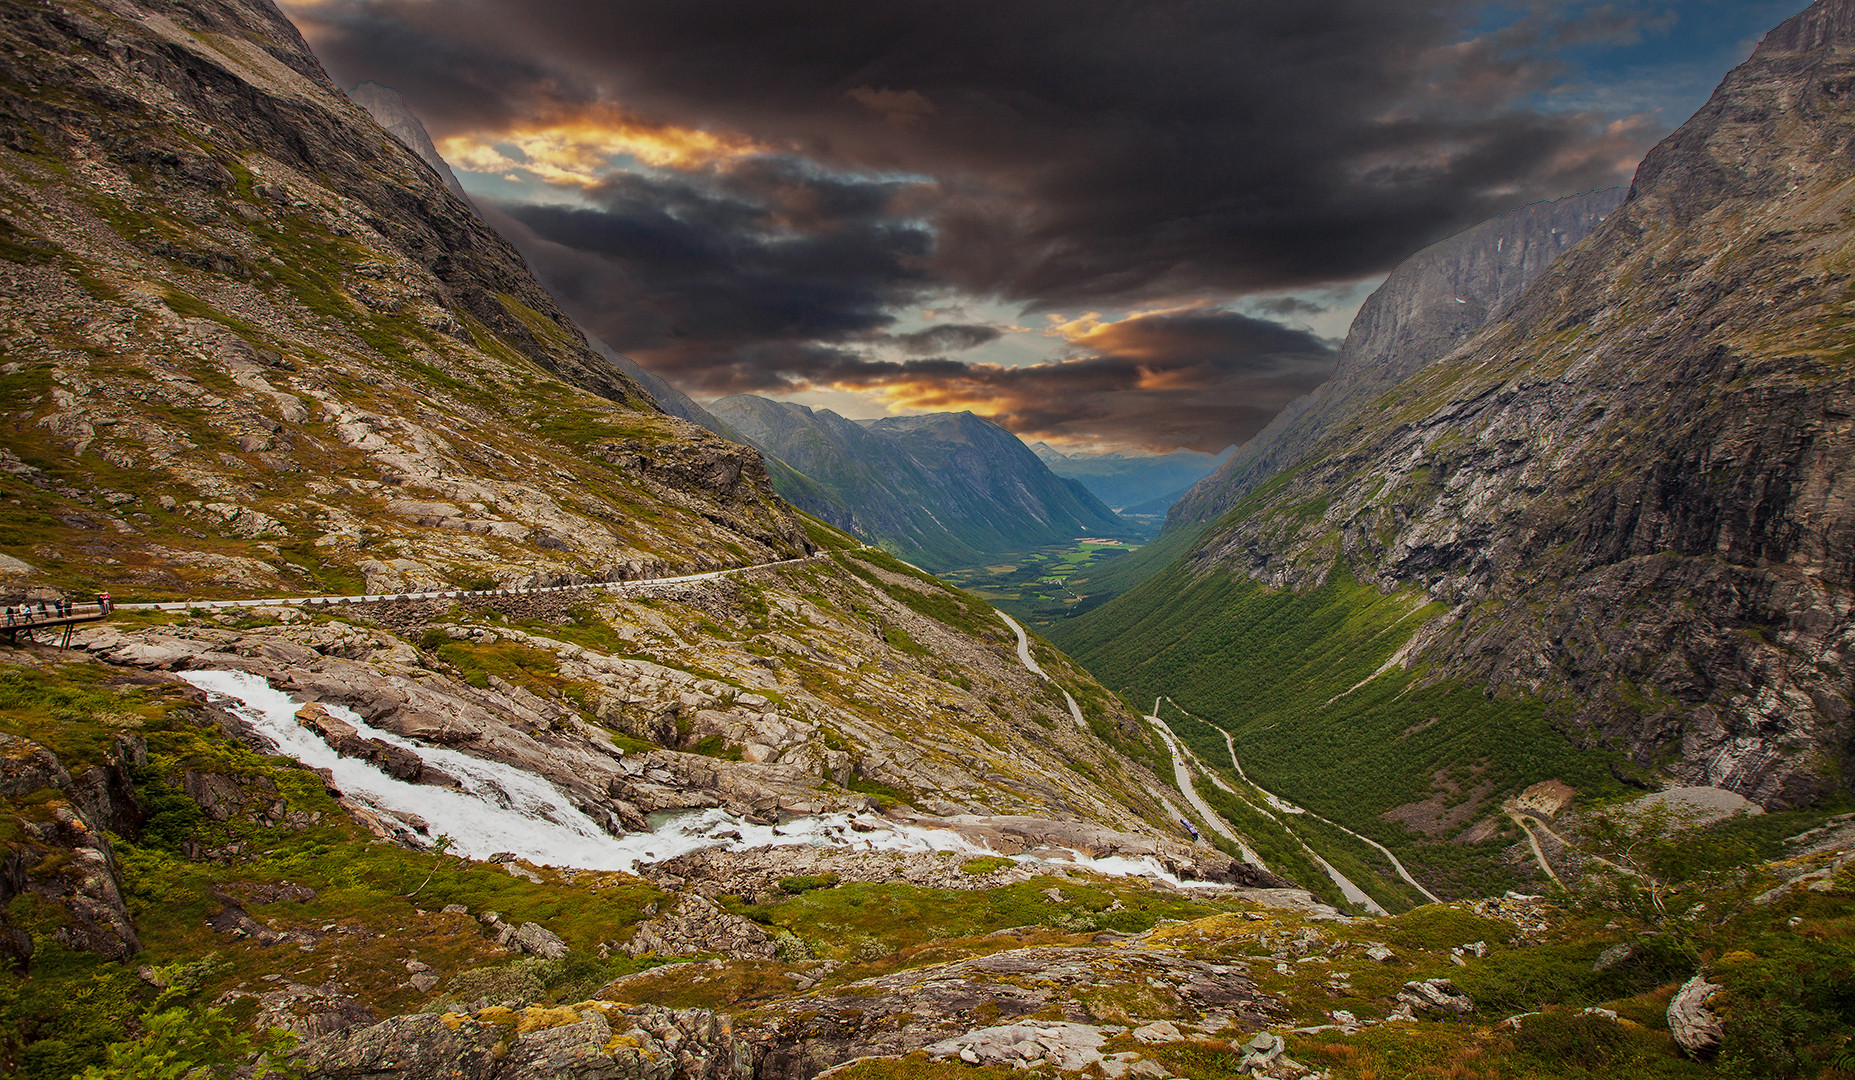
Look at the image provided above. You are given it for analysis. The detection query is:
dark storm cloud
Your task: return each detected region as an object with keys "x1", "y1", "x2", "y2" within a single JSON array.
[
  {"x1": 891, "y1": 325, "x2": 1002, "y2": 355},
  {"x1": 297, "y1": 0, "x2": 1659, "y2": 304},
  {"x1": 1251, "y1": 297, "x2": 1330, "y2": 318},
  {"x1": 864, "y1": 311, "x2": 1339, "y2": 452},
  {"x1": 289, "y1": 0, "x2": 1670, "y2": 447},
  {"x1": 480, "y1": 159, "x2": 944, "y2": 392}
]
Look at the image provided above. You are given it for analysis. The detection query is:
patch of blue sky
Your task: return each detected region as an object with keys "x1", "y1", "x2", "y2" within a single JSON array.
[
  {"x1": 1468, "y1": 0, "x2": 1809, "y2": 124},
  {"x1": 454, "y1": 168, "x2": 599, "y2": 208}
]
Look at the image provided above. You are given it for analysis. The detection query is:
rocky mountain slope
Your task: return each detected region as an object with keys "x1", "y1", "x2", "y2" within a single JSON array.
[
  {"x1": 345, "y1": 81, "x2": 468, "y2": 201},
  {"x1": 1060, "y1": 0, "x2": 1855, "y2": 887},
  {"x1": 710, "y1": 396, "x2": 1132, "y2": 569},
  {"x1": 1059, "y1": 191, "x2": 1625, "y2": 611},
  {"x1": 343, "y1": 84, "x2": 754, "y2": 453},
  {"x1": 1031, "y1": 443, "x2": 1233, "y2": 515},
  {"x1": 0, "y1": 0, "x2": 823, "y2": 602},
  {"x1": 1167, "y1": 188, "x2": 1625, "y2": 530}
]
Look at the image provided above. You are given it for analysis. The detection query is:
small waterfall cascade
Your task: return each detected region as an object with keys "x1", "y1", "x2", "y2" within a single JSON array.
[{"x1": 182, "y1": 669, "x2": 1207, "y2": 885}]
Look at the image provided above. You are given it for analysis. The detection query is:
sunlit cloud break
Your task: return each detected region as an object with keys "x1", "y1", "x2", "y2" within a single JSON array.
[{"x1": 440, "y1": 107, "x2": 765, "y2": 187}]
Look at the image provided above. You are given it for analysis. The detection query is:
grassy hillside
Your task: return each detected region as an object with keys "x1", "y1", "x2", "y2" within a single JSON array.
[{"x1": 1054, "y1": 560, "x2": 1638, "y2": 897}]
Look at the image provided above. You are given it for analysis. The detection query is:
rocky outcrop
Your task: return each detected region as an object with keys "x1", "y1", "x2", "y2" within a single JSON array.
[
  {"x1": 295, "y1": 702, "x2": 453, "y2": 786},
  {"x1": 1395, "y1": 978, "x2": 1474, "y2": 1016},
  {"x1": 643, "y1": 818, "x2": 1282, "y2": 902},
  {"x1": 299, "y1": 1002, "x2": 753, "y2": 1080},
  {"x1": 1136, "y1": 0, "x2": 1855, "y2": 808},
  {"x1": 481, "y1": 916, "x2": 571, "y2": 960},
  {"x1": 623, "y1": 894, "x2": 776, "y2": 961},
  {"x1": 744, "y1": 936, "x2": 1273, "y2": 1080},
  {"x1": 0, "y1": 733, "x2": 142, "y2": 963}
]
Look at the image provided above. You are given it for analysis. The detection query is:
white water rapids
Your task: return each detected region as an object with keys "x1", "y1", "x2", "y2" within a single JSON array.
[{"x1": 181, "y1": 670, "x2": 1208, "y2": 886}]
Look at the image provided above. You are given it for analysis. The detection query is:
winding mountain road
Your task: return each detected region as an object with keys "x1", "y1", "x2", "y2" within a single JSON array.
[
  {"x1": 1212, "y1": 723, "x2": 1441, "y2": 904},
  {"x1": 997, "y1": 611, "x2": 1087, "y2": 729},
  {"x1": 1144, "y1": 707, "x2": 1383, "y2": 913},
  {"x1": 1141, "y1": 710, "x2": 1266, "y2": 868},
  {"x1": 115, "y1": 553, "x2": 830, "y2": 612},
  {"x1": 1148, "y1": 695, "x2": 1438, "y2": 907}
]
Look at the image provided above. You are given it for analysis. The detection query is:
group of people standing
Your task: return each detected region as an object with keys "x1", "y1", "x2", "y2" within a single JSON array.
[{"x1": 2, "y1": 592, "x2": 110, "y2": 625}]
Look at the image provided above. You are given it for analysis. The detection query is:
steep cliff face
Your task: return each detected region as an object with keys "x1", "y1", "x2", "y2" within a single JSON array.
[
  {"x1": 711, "y1": 397, "x2": 1132, "y2": 569},
  {"x1": 1168, "y1": 188, "x2": 1625, "y2": 529},
  {"x1": 345, "y1": 81, "x2": 468, "y2": 200},
  {"x1": 1125, "y1": 0, "x2": 1855, "y2": 809},
  {"x1": 0, "y1": 0, "x2": 809, "y2": 596}
]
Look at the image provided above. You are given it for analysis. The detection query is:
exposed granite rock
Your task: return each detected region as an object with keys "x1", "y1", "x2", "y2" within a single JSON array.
[
  {"x1": 646, "y1": 816, "x2": 1284, "y2": 901},
  {"x1": 1667, "y1": 974, "x2": 1724, "y2": 1056},
  {"x1": 1170, "y1": 189, "x2": 1625, "y2": 530},
  {"x1": 923, "y1": 1022, "x2": 1125, "y2": 1072},
  {"x1": 222, "y1": 978, "x2": 375, "y2": 1040},
  {"x1": 624, "y1": 893, "x2": 776, "y2": 961},
  {"x1": 298, "y1": 1002, "x2": 753, "y2": 1080},
  {"x1": 1395, "y1": 978, "x2": 1473, "y2": 1016},
  {"x1": 742, "y1": 936, "x2": 1274, "y2": 1080},
  {"x1": 296, "y1": 701, "x2": 453, "y2": 786}
]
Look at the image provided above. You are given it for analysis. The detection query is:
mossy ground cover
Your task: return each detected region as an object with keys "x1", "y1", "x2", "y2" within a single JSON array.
[
  {"x1": 734, "y1": 876, "x2": 1237, "y2": 972},
  {"x1": 836, "y1": 549, "x2": 1005, "y2": 641},
  {"x1": 1054, "y1": 563, "x2": 1634, "y2": 896}
]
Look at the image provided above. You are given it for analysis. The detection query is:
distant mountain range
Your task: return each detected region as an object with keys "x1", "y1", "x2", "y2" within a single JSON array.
[
  {"x1": 1029, "y1": 443, "x2": 1232, "y2": 514},
  {"x1": 710, "y1": 396, "x2": 1132, "y2": 569}
]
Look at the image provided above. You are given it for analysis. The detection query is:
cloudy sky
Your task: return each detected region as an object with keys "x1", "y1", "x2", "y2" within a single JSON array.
[{"x1": 286, "y1": 0, "x2": 1803, "y2": 452}]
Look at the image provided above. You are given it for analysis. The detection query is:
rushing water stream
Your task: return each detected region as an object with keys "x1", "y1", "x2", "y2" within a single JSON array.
[{"x1": 181, "y1": 670, "x2": 1206, "y2": 885}]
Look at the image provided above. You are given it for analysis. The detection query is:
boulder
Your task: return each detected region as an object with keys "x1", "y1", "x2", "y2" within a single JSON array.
[
  {"x1": 510, "y1": 922, "x2": 570, "y2": 960},
  {"x1": 1668, "y1": 974, "x2": 1724, "y2": 1056},
  {"x1": 925, "y1": 1022, "x2": 1121, "y2": 1071},
  {"x1": 1396, "y1": 978, "x2": 1473, "y2": 1016}
]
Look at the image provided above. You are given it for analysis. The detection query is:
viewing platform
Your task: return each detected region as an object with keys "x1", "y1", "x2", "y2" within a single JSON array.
[{"x1": 2, "y1": 601, "x2": 113, "y2": 648}]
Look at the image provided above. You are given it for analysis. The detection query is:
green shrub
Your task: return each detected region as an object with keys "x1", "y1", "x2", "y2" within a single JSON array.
[
  {"x1": 1511, "y1": 1009, "x2": 1634, "y2": 1072},
  {"x1": 777, "y1": 873, "x2": 841, "y2": 895},
  {"x1": 76, "y1": 1007, "x2": 297, "y2": 1080}
]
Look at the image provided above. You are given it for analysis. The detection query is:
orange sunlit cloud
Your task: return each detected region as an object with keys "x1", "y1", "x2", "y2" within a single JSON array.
[
  {"x1": 438, "y1": 106, "x2": 765, "y2": 186},
  {"x1": 1042, "y1": 303, "x2": 1223, "y2": 360}
]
